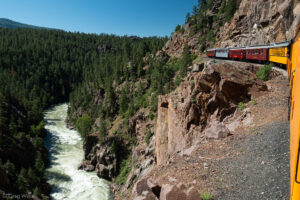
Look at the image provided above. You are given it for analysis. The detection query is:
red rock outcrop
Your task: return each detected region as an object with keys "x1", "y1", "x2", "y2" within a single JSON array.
[
  {"x1": 155, "y1": 62, "x2": 267, "y2": 165},
  {"x1": 162, "y1": 26, "x2": 202, "y2": 57},
  {"x1": 132, "y1": 178, "x2": 201, "y2": 200}
]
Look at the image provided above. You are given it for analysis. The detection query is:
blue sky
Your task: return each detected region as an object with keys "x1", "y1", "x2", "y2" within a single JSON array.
[{"x1": 0, "y1": 0, "x2": 197, "y2": 37}]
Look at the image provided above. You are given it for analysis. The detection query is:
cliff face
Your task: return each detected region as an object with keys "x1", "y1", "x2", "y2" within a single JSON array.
[
  {"x1": 162, "y1": 24, "x2": 202, "y2": 57},
  {"x1": 155, "y1": 62, "x2": 267, "y2": 165},
  {"x1": 215, "y1": 0, "x2": 300, "y2": 47},
  {"x1": 162, "y1": 0, "x2": 300, "y2": 58},
  {"x1": 162, "y1": 0, "x2": 225, "y2": 57}
]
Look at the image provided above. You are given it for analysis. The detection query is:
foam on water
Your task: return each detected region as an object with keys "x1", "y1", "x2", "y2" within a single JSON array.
[{"x1": 44, "y1": 103, "x2": 110, "y2": 200}]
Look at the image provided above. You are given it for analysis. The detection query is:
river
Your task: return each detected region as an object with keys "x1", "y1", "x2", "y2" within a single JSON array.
[{"x1": 44, "y1": 103, "x2": 110, "y2": 200}]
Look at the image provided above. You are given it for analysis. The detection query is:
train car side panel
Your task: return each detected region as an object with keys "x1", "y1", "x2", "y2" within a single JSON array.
[
  {"x1": 207, "y1": 50, "x2": 216, "y2": 57},
  {"x1": 269, "y1": 47, "x2": 288, "y2": 64},
  {"x1": 246, "y1": 48, "x2": 268, "y2": 61},
  {"x1": 216, "y1": 49, "x2": 229, "y2": 58},
  {"x1": 229, "y1": 49, "x2": 245, "y2": 59},
  {"x1": 290, "y1": 25, "x2": 300, "y2": 200}
]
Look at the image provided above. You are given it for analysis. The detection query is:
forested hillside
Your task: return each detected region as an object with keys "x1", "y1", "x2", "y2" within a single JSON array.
[{"x1": 0, "y1": 27, "x2": 167, "y2": 198}]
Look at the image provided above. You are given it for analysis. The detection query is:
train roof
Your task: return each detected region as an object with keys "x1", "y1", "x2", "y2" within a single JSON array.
[
  {"x1": 215, "y1": 48, "x2": 229, "y2": 51},
  {"x1": 229, "y1": 47, "x2": 246, "y2": 50},
  {"x1": 206, "y1": 40, "x2": 291, "y2": 52},
  {"x1": 207, "y1": 48, "x2": 216, "y2": 51},
  {"x1": 269, "y1": 40, "x2": 291, "y2": 48},
  {"x1": 245, "y1": 44, "x2": 271, "y2": 49}
]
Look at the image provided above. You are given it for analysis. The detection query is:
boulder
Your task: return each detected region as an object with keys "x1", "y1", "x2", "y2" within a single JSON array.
[
  {"x1": 204, "y1": 120, "x2": 230, "y2": 139},
  {"x1": 93, "y1": 140, "x2": 117, "y2": 180},
  {"x1": 78, "y1": 160, "x2": 95, "y2": 172},
  {"x1": 133, "y1": 191, "x2": 159, "y2": 200},
  {"x1": 192, "y1": 63, "x2": 204, "y2": 73},
  {"x1": 132, "y1": 178, "x2": 161, "y2": 199},
  {"x1": 96, "y1": 164, "x2": 110, "y2": 180},
  {"x1": 84, "y1": 134, "x2": 98, "y2": 159},
  {"x1": 124, "y1": 168, "x2": 142, "y2": 189},
  {"x1": 159, "y1": 184, "x2": 187, "y2": 200},
  {"x1": 186, "y1": 187, "x2": 201, "y2": 200}
]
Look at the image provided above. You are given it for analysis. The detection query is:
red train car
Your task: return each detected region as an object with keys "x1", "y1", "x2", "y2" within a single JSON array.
[
  {"x1": 206, "y1": 49, "x2": 216, "y2": 57},
  {"x1": 246, "y1": 45, "x2": 269, "y2": 61},
  {"x1": 229, "y1": 48, "x2": 246, "y2": 59}
]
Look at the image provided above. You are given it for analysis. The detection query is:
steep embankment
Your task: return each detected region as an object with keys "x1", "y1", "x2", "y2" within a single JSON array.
[
  {"x1": 129, "y1": 61, "x2": 290, "y2": 200},
  {"x1": 127, "y1": 58, "x2": 290, "y2": 199}
]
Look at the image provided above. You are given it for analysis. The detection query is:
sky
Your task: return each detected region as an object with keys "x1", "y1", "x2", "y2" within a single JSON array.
[{"x1": 0, "y1": 0, "x2": 198, "y2": 37}]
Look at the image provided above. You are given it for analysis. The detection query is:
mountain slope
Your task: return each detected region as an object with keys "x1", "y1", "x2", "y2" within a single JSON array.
[{"x1": 0, "y1": 18, "x2": 46, "y2": 29}]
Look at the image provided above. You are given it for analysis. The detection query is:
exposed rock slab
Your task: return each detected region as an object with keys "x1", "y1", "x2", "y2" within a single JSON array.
[
  {"x1": 215, "y1": 0, "x2": 300, "y2": 47},
  {"x1": 155, "y1": 62, "x2": 267, "y2": 165}
]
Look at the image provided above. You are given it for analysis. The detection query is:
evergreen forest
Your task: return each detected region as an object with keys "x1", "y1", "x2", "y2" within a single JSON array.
[{"x1": 0, "y1": 27, "x2": 169, "y2": 197}]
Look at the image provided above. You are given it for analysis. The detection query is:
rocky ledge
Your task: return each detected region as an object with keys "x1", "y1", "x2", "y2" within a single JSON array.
[
  {"x1": 130, "y1": 61, "x2": 288, "y2": 200},
  {"x1": 155, "y1": 61, "x2": 268, "y2": 165}
]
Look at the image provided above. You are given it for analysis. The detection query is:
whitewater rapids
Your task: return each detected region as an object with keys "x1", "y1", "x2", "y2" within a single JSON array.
[{"x1": 44, "y1": 103, "x2": 110, "y2": 200}]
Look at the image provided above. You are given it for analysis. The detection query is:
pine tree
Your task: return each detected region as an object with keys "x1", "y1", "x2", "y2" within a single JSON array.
[
  {"x1": 180, "y1": 44, "x2": 191, "y2": 77},
  {"x1": 76, "y1": 115, "x2": 92, "y2": 139},
  {"x1": 34, "y1": 151, "x2": 45, "y2": 175},
  {"x1": 16, "y1": 168, "x2": 28, "y2": 192},
  {"x1": 98, "y1": 120, "x2": 107, "y2": 144},
  {"x1": 119, "y1": 86, "x2": 129, "y2": 115}
]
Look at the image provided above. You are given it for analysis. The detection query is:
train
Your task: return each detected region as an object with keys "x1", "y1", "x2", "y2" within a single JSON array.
[
  {"x1": 289, "y1": 24, "x2": 300, "y2": 200},
  {"x1": 206, "y1": 41, "x2": 291, "y2": 65},
  {"x1": 206, "y1": 25, "x2": 300, "y2": 200}
]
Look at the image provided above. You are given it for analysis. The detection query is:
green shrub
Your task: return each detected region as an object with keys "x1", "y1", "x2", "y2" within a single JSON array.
[
  {"x1": 256, "y1": 64, "x2": 272, "y2": 81},
  {"x1": 191, "y1": 97, "x2": 197, "y2": 103},
  {"x1": 30, "y1": 121, "x2": 46, "y2": 137},
  {"x1": 145, "y1": 130, "x2": 152, "y2": 145},
  {"x1": 175, "y1": 25, "x2": 184, "y2": 33},
  {"x1": 250, "y1": 99, "x2": 257, "y2": 105},
  {"x1": 195, "y1": 57, "x2": 203, "y2": 63},
  {"x1": 149, "y1": 112, "x2": 154, "y2": 120},
  {"x1": 33, "y1": 137, "x2": 44, "y2": 148},
  {"x1": 14, "y1": 132, "x2": 26, "y2": 140},
  {"x1": 98, "y1": 120, "x2": 107, "y2": 144},
  {"x1": 115, "y1": 157, "x2": 131, "y2": 185},
  {"x1": 33, "y1": 186, "x2": 41, "y2": 196},
  {"x1": 76, "y1": 115, "x2": 92, "y2": 139},
  {"x1": 175, "y1": 75, "x2": 181, "y2": 86},
  {"x1": 238, "y1": 102, "x2": 245, "y2": 111},
  {"x1": 199, "y1": 191, "x2": 213, "y2": 200},
  {"x1": 190, "y1": 54, "x2": 198, "y2": 61}
]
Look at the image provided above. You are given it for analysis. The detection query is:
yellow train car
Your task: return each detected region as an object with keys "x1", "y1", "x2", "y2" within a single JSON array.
[
  {"x1": 269, "y1": 41, "x2": 291, "y2": 65},
  {"x1": 289, "y1": 24, "x2": 300, "y2": 200}
]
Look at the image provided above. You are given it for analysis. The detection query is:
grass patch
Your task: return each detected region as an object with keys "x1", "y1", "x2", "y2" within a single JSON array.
[
  {"x1": 195, "y1": 57, "x2": 203, "y2": 63},
  {"x1": 199, "y1": 191, "x2": 213, "y2": 200},
  {"x1": 249, "y1": 99, "x2": 257, "y2": 105},
  {"x1": 238, "y1": 102, "x2": 246, "y2": 111}
]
